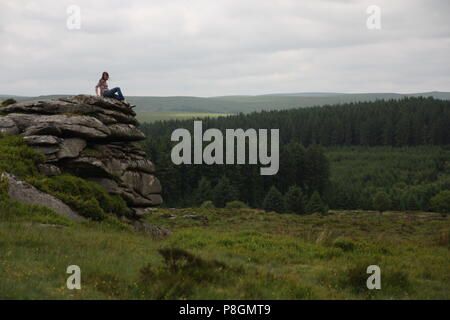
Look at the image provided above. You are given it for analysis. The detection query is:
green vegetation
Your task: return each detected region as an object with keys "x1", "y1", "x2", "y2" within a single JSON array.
[
  {"x1": 142, "y1": 139, "x2": 330, "y2": 209},
  {"x1": 372, "y1": 191, "x2": 391, "y2": 214},
  {"x1": 200, "y1": 200, "x2": 215, "y2": 209},
  {"x1": 430, "y1": 190, "x2": 450, "y2": 215},
  {"x1": 193, "y1": 177, "x2": 213, "y2": 206},
  {"x1": 1, "y1": 207, "x2": 448, "y2": 299},
  {"x1": 0, "y1": 98, "x2": 17, "y2": 108},
  {"x1": 0, "y1": 135, "x2": 129, "y2": 220},
  {"x1": 263, "y1": 186, "x2": 285, "y2": 213},
  {"x1": 211, "y1": 176, "x2": 239, "y2": 208},
  {"x1": 305, "y1": 191, "x2": 328, "y2": 215},
  {"x1": 225, "y1": 200, "x2": 249, "y2": 209},
  {"x1": 0, "y1": 174, "x2": 8, "y2": 195},
  {"x1": 141, "y1": 98, "x2": 450, "y2": 210},
  {"x1": 27, "y1": 175, "x2": 128, "y2": 220},
  {"x1": 0, "y1": 195, "x2": 73, "y2": 227},
  {"x1": 284, "y1": 185, "x2": 306, "y2": 214},
  {"x1": 0, "y1": 135, "x2": 45, "y2": 177},
  {"x1": 326, "y1": 146, "x2": 450, "y2": 211}
]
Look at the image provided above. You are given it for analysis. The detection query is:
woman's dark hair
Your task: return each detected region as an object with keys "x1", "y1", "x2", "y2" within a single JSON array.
[{"x1": 101, "y1": 72, "x2": 109, "y2": 80}]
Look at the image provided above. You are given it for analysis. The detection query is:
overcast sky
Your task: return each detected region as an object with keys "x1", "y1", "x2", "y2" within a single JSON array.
[{"x1": 1, "y1": 0, "x2": 449, "y2": 96}]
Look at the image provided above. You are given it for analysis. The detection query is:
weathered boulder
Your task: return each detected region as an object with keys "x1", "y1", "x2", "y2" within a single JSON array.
[
  {"x1": 57, "y1": 138, "x2": 87, "y2": 159},
  {"x1": 37, "y1": 164, "x2": 62, "y2": 176},
  {"x1": 0, "y1": 95, "x2": 163, "y2": 218},
  {"x1": 0, "y1": 117, "x2": 19, "y2": 135},
  {"x1": 23, "y1": 135, "x2": 61, "y2": 145},
  {"x1": 2, "y1": 172, "x2": 85, "y2": 222},
  {"x1": 108, "y1": 124, "x2": 146, "y2": 140},
  {"x1": 128, "y1": 220, "x2": 171, "y2": 237}
]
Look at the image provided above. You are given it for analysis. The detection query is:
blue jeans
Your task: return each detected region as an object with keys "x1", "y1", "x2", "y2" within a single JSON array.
[{"x1": 103, "y1": 87, "x2": 124, "y2": 101}]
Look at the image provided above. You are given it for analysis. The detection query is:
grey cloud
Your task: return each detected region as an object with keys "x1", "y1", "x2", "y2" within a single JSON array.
[{"x1": 0, "y1": 0, "x2": 449, "y2": 96}]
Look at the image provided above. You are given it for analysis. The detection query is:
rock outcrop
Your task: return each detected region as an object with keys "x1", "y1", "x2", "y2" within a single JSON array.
[{"x1": 0, "y1": 95, "x2": 162, "y2": 217}]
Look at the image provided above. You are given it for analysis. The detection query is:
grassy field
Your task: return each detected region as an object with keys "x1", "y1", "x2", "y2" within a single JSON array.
[
  {"x1": 136, "y1": 112, "x2": 232, "y2": 123},
  {"x1": 1, "y1": 205, "x2": 448, "y2": 299}
]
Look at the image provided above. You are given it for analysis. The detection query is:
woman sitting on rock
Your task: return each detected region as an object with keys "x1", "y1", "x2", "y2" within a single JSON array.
[{"x1": 95, "y1": 72, "x2": 135, "y2": 107}]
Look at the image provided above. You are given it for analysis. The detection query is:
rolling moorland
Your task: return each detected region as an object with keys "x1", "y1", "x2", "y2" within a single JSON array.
[
  {"x1": 3, "y1": 91, "x2": 450, "y2": 114},
  {"x1": 0, "y1": 95, "x2": 449, "y2": 299}
]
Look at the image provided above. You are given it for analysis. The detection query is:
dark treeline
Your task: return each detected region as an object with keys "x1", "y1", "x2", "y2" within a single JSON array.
[
  {"x1": 140, "y1": 97, "x2": 450, "y2": 212},
  {"x1": 142, "y1": 97, "x2": 450, "y2": 147}
]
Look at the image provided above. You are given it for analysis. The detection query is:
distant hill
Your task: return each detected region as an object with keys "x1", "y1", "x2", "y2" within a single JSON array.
[
  {"x1": 130, "y1": 92, "x2": 450, "y2": 113},
  {"x1": 2, "y1": 92, "x2": 450, "y2": 114},
  {"x1": 259, "y1": 92, "x2": 343, "y2": 96}
]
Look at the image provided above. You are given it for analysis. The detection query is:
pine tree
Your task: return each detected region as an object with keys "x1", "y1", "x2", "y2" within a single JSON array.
[
  {"x1": 430, "y1": 190, "x2": 450, "y2": 215},
  {"x1": 305, "y1": 191, "x2": 328, "y2": 214},
  {"x1": 304, "y1": 145, "x2": 330, "y2": 195},
  {"x1": 193, "y1": 177, "x2": 213, "y2": 206},
  {"x1": 280, "y1": 142, "x2": 306, "y2": 192},
  {"x1": 372, "y1": 191, "x2": 391, "y2": 214},
  {"x1": 263, "y1": 186, "x2": 285, "y2": 213},
  {"x1": 405, "y1": 191, "x2": 420, "y2": 211},
  {"x1": 212, "y1": 176, "x2": 238, "y2": 208},
  {"x1": 284, "y1": 185, "x2": 305, "y2": 214}
]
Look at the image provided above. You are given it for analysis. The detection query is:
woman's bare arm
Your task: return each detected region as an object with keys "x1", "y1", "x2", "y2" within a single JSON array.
[{"x1": 95, "y1": 82, "x2": 100, "y2": 96}]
